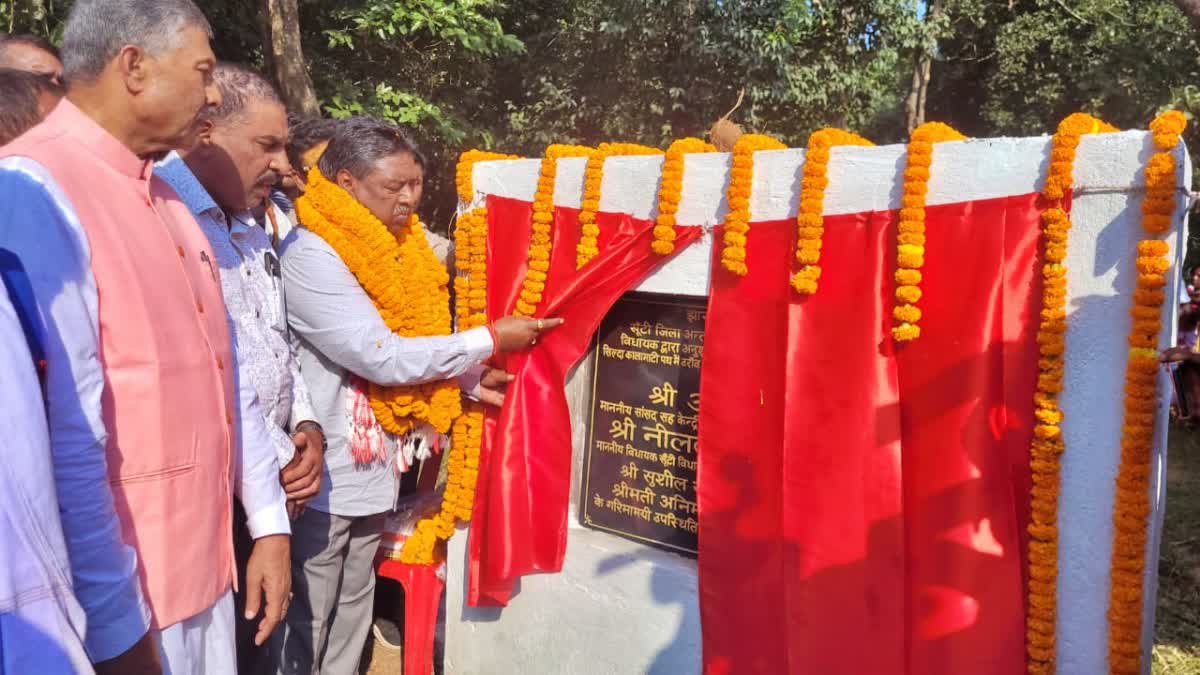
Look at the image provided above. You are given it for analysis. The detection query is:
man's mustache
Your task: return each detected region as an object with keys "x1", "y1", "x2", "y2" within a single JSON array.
[{"x1": 257, "y1": 171, "x2": 282, "y2": 188}]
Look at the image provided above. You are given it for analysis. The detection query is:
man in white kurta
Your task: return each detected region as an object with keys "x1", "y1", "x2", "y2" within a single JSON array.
[{"x1": 0, "y1": 2, "x2": 291, "y2": 673}]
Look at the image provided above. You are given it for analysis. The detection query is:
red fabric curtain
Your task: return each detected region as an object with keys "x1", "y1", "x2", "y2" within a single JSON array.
[
  {"x1": 698, "y1": 193, "x2": 1043, "y2": 674},
  {"x1": 467, "y1": 195, "x2": 703, "y2": 606}
]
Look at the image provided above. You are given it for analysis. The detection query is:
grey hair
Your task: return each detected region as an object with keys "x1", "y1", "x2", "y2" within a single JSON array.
[
  {"x1": 318, "y1": 116, "x2": 426, "y2": 181},
  {"x1": 60, "y1": 0, "x2": 212, "y2": 83},
  {"x1": 200, "y1": 62, "x2": 282, "y2": 124}
]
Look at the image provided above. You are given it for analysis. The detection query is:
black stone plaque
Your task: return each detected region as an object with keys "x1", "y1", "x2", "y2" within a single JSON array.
[{"x1": 579, "y1": 292, "x2": 704, "y2": 557}]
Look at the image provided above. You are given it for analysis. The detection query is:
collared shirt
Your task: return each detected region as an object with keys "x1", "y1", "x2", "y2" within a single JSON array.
[
  {"x1": 156, "y1": 154, "x2": 316, "y2": 470},
  {"x1": 281, "y1": 227, "x2": 493, "y2": 517},
  {"x1": 0, "y1": 101, "x2": 287, "y2": 657},
  {"x1": 0, "y1": 289, "x2": 94, "y2": 674}
]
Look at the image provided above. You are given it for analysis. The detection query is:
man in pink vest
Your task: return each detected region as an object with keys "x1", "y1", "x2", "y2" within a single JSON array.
[{"x1": 0, "y1": 1, "x2": 292, "y2": 673}]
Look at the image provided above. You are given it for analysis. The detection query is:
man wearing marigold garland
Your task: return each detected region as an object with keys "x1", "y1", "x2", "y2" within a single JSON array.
[{"x1": 272, "y1": 116, "x2": 557, "y2": 674}]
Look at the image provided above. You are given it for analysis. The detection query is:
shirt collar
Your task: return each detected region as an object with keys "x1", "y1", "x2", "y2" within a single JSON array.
[
  {"x1": 46, "y1": 99, "x2": 153, "y2": 181},
  {"x1": 155, "y1": 151, "x2": 222, "y2": 219}
]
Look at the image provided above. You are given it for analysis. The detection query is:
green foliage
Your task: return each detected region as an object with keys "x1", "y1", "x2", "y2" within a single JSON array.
[{"x1": 5, "y1": 0, "x2": 1200, "y2": 229}]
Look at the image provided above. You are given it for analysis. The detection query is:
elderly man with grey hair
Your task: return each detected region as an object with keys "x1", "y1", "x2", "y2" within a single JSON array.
[
  {"x1": 156, "y1": 61, "x2": 327, "y2": 673},
  {"x1": 0, "y1": 2, "x2": 292, "y2": 674}
]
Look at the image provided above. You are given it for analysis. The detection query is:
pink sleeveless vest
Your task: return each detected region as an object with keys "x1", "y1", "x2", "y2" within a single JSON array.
[{"x1": 2, "y1": 101, "x2": 237, "y2": 629}]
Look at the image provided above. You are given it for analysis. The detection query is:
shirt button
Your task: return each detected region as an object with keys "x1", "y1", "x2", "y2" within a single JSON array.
[
  {"x1": 177, "y1": 246, "x2": 185, "y2": 258},
  {"x1": 216, "y1": 356, "x2": 224, "y2": 370},
  {"x1": 226, "y1": 412, "x2": 233, "y2": 425},
  {"x1": 197, "y1": 300, "x2": 205, "y2": 314}
]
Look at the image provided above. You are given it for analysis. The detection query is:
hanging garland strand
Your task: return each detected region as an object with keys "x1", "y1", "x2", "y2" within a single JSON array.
[
  {"x1": 653, "y1": 137, "x2": 716, "y2": 257},
  {"x1": 1025, "y1": 113, "x2": 1119, "y2": 675},
  {"x1": 891, "y1": 122, "x2": 967, "y2": 342},
  {"x1": 515, "y1": 144, "x2": 595, "y2": 317},
  {"x1": 456, "y1": 149, "x2": 519, "y2": 203},
  {"x1": 577, "y1": 142, "x2": 664, "y2": 268},
  {"x1": 1106, "y1": 110, "x2": 1186, "y2": 675},
  {"x1": 791, "y1": 128, "x2": 874, "y2": 295},
  {"x1": 720, "y1": 133, "x2": 787, "y2": 276},
  {"x1": 401, "y1": 149, "x2": 515, "y2": 564}
]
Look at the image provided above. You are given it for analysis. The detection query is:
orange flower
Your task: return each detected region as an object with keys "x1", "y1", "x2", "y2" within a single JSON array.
[
  {"x1": 1106, "y1": 110, "x2": 1185, "y2": 675},
  {"x1": 1023, "y1": 113, "x2": 1119, "y2": 675},
  {"x1": 456, "y1": 149, "x2": 519, "y2": 203},
  {"x1": 791, "y1": 128, "x2": 873, "y2": 295},
  {"x1": 577, "y1": 142, "x2": 664, "y2": 268},
  {"x1": 515, "y1": 144, "x2": 595, "y2": 317},
  {"x1": 720, "y1": 134, "x2": 787, "y2": 276},
  {"x1": 655, "y1": 138, "x2": 715, "y2": 256},
  {"x1": 297, "y1": 168, "x2": 460, "y2": 438},
  {"x1": 892, "y1": 122, "x2": 967, "y2": 342}
]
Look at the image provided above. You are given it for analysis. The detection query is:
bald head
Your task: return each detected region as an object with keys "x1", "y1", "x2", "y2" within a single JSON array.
[{"x1": 0, "y1": 34, "x2": 62, "y2": 83}]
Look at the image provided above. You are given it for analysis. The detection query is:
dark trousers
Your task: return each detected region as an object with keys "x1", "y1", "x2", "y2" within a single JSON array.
[{"x1": 233, "y1": 499, "x2": 267, "y2": 674}]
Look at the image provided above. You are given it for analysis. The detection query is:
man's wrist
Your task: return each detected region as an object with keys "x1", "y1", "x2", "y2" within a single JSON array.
[{"x1": 295, "y1": 420, "x2": 327, "y2": 452}]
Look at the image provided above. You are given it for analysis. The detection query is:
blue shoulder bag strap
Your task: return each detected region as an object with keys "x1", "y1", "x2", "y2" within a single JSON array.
[{"x1": 0, "y1": 247, "x2": 48, "y2": 390}]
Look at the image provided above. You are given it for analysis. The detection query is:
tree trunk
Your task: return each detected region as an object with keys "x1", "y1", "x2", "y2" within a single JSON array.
[
  {"x1": 258, "y1": 0, "x2": 321, "y2": 118},
  {"x1": 1173, "y1": 0, "x2": 1200, "y2": 32},
  {"x1": 904, "y1": 0, "x2": 943, "y2": 135}
]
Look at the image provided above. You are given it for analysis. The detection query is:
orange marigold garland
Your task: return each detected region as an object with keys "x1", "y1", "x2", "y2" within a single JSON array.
[
  {"x1": 720, "y1": 133, "x2": 787, "y2": 276},
  {"x1": 1106, "y1": 110, "x2": 1186, "y2": 675},
  {"x1": 791, "y1": 128, "x2": 874, "y2": 295},
  {"x1": 654, "y1": 138, "x2": 716, "y2": 256},
  {"x1": 891, "y1": 122, "x2": 967, "y2": 342},
  {"x1": 400, "y1": 149, "x2": 514, "y2": 564},
  {"x1": 297, "y1": 167, "x2": 461, "y2": 437},
  {"x1": 576, "y1": 142, "x2": 664, "y2": 268},
  {"x1": 1026, "y1": 113, "x2": 1119, "y2": 675},
  {"x1": 515, "y1": 144, "x2": 595, "y2": 316},
  {"x1": 456, "y1": 149, "x2": 519, "y2": 204}
]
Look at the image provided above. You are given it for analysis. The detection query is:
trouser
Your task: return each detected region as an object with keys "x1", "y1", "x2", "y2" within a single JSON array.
[
  {"x1": 156, "y1": 590, "x2": 236, "y2": 675},
  {"x1": 269, "y1": 508, "x2": 386, "y2": 675},
  {"x1": 233, "y1": 499, "x2": 265, "y2": 674}
]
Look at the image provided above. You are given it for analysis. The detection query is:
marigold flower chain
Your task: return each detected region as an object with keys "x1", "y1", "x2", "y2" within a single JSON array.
[
  {"x1": 791, "y1": 128, "x2": 873, "y2": 295},
  {"x1": 654, "y1": 138, "x2": 715, "y2": 257},
  {"x1": 720, "y1": 134, "x2": 787, "y2": 276},
  {"x1": 1106, "y1": 110, "x2": 1184, "y2": 675},
  {"x1": 891, "y1": 122, "x2": 967, "y2": 342},
  {"x1": 296, "y1": 167, "x2": 461, "y2": 438},
  {"x1": 574, "y1": 142, "x2": 664, "y2": 268},
  {"x1": 402, "y1": 159, "x2": 499, "y2": 563},
  {"x1": 456, "y1": 149, "x2": 519, "y2": 203},
  {"x1": 1025, "y1": 113, "x2": 1118, "y2": 675},
  {"x1": 515, "y1": 144, "x2": 595, "y2": 317}
]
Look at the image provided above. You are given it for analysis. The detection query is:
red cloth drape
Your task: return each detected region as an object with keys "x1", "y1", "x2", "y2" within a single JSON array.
[
  {"x1": 467, "y1": 195, "x2": 702, "y2": 606},
  {"x1": 698, "y1": 193, "x2": 1043, "y2": 674}
]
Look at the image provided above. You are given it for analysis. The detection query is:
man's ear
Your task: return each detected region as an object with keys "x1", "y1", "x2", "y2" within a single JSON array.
[
  {"x1": 115, "y1": 45, "x2": 149, "y2": 94},
  {"x1": 336, "y1": 168, "x2": 356, "y2": 193},
  {"x1": 193, "y1": 118, "x2": 216, "y2": 145}
]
